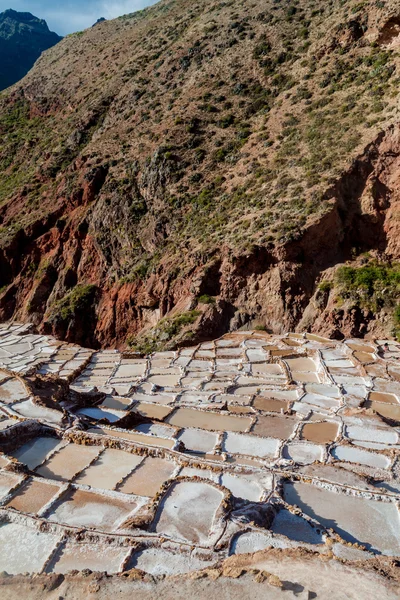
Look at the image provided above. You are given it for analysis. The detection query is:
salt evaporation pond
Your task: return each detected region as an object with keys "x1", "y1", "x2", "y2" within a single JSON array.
[
  {"x1": 13, "y1": 399, "x2": 63, "y2": 424},
  {"x1": 2, "y1": 324, "x2": 400, "y2": 582},
  {"x1": 48, "y1": 541, "x2": 130, "y2": 574},
  {"x1": 331, "y1": 445, "x2": 391, "y2": 469},
  {"x1": 177, "y1": 427, "x2": 218, "y2": 453},
  {"x1": 36, "y1": 443, "x2": 101, "y2": 481},
  {"x1": 75, "y1": 448, "x2": 144, "y2": 490},
  {"x1": 127, "y1": 547, "x2": 216, "y2": 576},
  {"x1": 11, "y1": 436, "x2": 64, "y2": 470},
  {"x1": 251, "y1": 416, "x2": 297, "y2": 439},
  {"x1": 167, "y1": 407, "x2": 252, "y2": 432},
  {"x1": 365, "y1": 400, "x2": 400, "y2": 421},
  {"x1": 118, "y1": 456, "x2": 175, "y2": 496},
  {"x1": 0, "y1": 472, "x2": 22, "y2": 499},
  {"x1": 271, "y1": 509, "x2": 323, "y2": 544},
  {"x1": 223, "y1": 432, "x2": 279, "y2": 458},
  {"x1": 230, "y1": 531, "x2": 275, "y2": 554},
  {"x1": 283, "y1": 442, "x2": 324, "y2": 465},
  {"x1": 0, "y1": 522, "x2": 59, "y2": 574},
  {"x1": 6, "y1": 479, "x2": 60, "y2": 514},
  {"x1": 284, "y1": 481, "x2": 400, "y2": 555},
  {"x1": 301, "y1": 422, "x2": 339, "y2": 444},
  {"x1": 0, "y1": 378, "x2": 29, "y2": 403},
  {"x1": 220, "y1": 472, "x2": 262, "y2": 501},
  {"x1": 154, "y1": 481, "x2": 223, "y2": 545},
  {"x1": 47, "y1": 488, "x2": 137, "y2": 531},
  {"x1": 345, "y1": 424, "x2": 398, "y2": 444}
]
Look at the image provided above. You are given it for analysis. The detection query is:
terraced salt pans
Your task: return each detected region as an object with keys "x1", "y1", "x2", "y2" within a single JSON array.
[{"x1": 0, "y1": 322, "x2": 400, "y2": 577}]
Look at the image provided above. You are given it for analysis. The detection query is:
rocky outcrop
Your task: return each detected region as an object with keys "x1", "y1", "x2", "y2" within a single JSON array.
[{"x1": 0, "y1": 122, "x2": 399, "y2": 347}]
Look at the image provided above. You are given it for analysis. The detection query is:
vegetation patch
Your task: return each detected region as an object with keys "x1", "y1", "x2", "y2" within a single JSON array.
[
  {"x1": 49, "y1": 284, "x2": 97, "y2": 323},
  {"x1": 335, "y1": 262, "x2": 400, "y2": 338},
  {"x1": 197, "y1": 294, "x2": 216, "y2": 305},
  {"x1": 128, "y1": 310, "x2": 201, "y2": 354}
]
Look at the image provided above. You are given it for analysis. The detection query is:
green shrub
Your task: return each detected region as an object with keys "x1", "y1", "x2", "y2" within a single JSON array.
[
  {"x1": 336, "y1": 264, "x2": 400, "y2": 296},
  {"x1": 219, "y1": 114, "x2": 235, "y2": 128},
  {"x1": 128, "y1": 310, "x2": 201, "y2": 354},
  {"x1": 197, "y1": 294, "x2": 216, "y2": 304},
  {"x1": 318, "y1": 280, "x2": 333, "y2": 292},
  {"x1": 335, "y1": 263, "x2": 400, "y2": 324},
  {"x1": 50, "y1": 284, "x2": 97, "y2": 322}
]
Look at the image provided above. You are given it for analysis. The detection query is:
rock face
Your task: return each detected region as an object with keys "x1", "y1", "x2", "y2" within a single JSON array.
[
  {"x1": 0, "y1": 0, "x2": 399, "y2": 348},
  {"x1": 0, "y1": 9, "x2": 62, "y2": 91}
]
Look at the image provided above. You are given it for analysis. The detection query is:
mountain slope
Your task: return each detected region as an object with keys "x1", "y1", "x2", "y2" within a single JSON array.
[
  {"x1": 0, "y1": 0, "x2": 399, "y2": 348},
  {"x1": 0, "y1": 9, "x2": 62, "y2": 91}
]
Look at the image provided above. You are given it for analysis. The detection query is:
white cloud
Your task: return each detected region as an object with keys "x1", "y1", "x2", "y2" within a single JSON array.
[
  {"x1": 100, "y1": 0, "x2": 151, "y2": 20},
  {"x1": 0, "y1": 0, "x2": 158, "y2": 35}
]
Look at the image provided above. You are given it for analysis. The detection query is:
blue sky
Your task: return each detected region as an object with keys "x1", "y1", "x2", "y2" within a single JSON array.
[{"x1": 0, "y1": 0, "x2": 157, "y2": 35}]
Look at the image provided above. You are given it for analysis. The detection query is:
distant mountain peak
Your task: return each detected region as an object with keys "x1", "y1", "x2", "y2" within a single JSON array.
[
  {"x1": 0, "y1": 9, "x2": 61, "y2": 90},
  {"x1": 93, "y1": 17, "x2": 107, "y2": 27}
]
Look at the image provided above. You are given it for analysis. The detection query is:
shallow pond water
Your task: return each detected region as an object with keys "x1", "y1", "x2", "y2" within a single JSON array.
[
  {"x1": 252, "y1": 397, "x2": 290, "y2": 413},
  {"x1": 100, "y1": 396, "x2": 133, "y2": 411},
  {"x1": 87, "y1": 427, "x2": 176, "y2": 449},
  {"x1": 369, "y1": 391, "x2": 399, "y2": 404},
  {"x1": 0, "y1": 471, "x2": 22, "y2": 500},
  {"x1": 134, "y1": 402, "x2": 172, "y2": 420},
  {"x1": 252, "y1": 415, "x2": 297, "y2": 439},
  {"x1": 286, "y1": 357, "x2": 317, "y2": 372}
]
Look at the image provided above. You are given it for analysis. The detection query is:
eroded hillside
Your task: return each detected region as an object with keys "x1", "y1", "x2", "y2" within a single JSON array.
[{"x1": 0, "y1": 0, "x2": 399, "y2": 348}]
